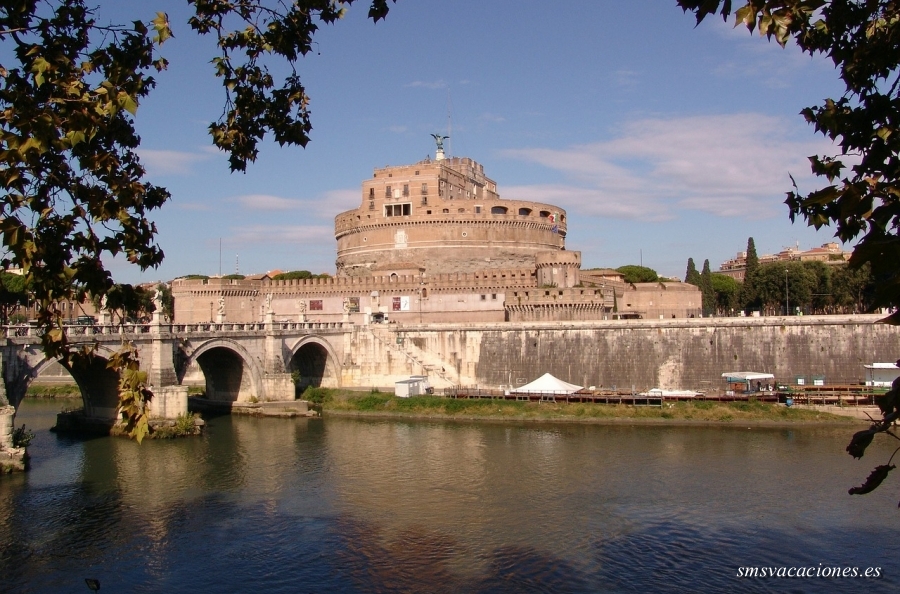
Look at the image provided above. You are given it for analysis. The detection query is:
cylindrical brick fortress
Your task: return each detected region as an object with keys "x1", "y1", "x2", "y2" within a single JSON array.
[{"x1": 335, "y1": 157, "x2": 568, "y2": 277}]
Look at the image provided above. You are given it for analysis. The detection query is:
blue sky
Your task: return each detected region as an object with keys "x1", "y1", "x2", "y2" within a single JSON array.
[{"x1": 106, "y1": 0, "x2": 847, "y2": 283}]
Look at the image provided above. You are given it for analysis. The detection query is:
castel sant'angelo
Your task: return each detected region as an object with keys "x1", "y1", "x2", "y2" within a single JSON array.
[{"x1": 172, "y1": 138, "x2": 701, "y2": 323}]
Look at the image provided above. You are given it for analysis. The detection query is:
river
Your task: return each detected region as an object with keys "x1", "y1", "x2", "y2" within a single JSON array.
[{"x1": 1, "y1": 399, "x2": 898, "y2": 593}]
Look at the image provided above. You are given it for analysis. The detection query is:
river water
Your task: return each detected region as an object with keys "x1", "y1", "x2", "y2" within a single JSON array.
[{"x1": 1, "y1": 399, "x2": 898, "y2": 593}]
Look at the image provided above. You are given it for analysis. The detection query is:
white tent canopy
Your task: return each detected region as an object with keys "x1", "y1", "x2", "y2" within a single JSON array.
[{"x1": 511, "y1": 373, "x2": 583, "y2": 394}]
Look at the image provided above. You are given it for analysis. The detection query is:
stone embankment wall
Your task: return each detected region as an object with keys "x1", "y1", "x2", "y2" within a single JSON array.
[{"x1": 355, "y1": 315, "x2": 899, "y2": 391}]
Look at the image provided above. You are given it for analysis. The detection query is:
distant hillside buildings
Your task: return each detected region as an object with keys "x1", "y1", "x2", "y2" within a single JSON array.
[{"x1": 717, "y1": 242, "x2": 851, "y2": 281}]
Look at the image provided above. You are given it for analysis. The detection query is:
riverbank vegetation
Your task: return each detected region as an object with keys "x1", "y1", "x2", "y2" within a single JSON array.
[
  {"x1": 26, "y1": 384, "x2": 81, "y2": 399},
  {"x1": 314, "y1": 389, "x2": 857, "y2": 425}
]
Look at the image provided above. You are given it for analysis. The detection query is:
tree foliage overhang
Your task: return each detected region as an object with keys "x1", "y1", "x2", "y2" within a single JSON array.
[
  {"x1": 679, "y1": 0, "x2": 900, "y2": 505},
  {"x1": 679, "y1": 0, "x2": 900, "y2": 321},
  {"x1": 0, "y1": 0, "x2": 393, "y2": 437}
]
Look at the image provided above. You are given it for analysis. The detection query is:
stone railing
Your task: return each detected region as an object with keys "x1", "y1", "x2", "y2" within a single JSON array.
[
  {"x1": 1, "y1": 324, "x2": 152, "y2": 338},
  {"x1": 1, "y1": 320, "x2": 348, "y2": 339}
]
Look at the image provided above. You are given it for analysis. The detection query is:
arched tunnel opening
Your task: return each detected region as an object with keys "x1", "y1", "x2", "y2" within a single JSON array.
[
  {"x1": 290, "y1": 343, "x2": 333, "y2": 397},
  {"x1": 195, "y1": 347, "x2": 249, "y2": 402}
]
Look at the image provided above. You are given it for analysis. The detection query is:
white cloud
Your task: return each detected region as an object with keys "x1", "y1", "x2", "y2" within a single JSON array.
[
  {"x1": 406, "y1": 79, "x2": 447, "y2": 89},
  {"x1": 227, "y1": 189, "x2": 360, "y2": 217},
  {"x1": 478, "y1": 112, "x2": 506, "y2": 123},
  {"x1": 173, "y1": 202, "x2": 211, "y2": 212},
  {"x1": 230, "y1": 225, "x2": 334, "y2": 246},
  {"x1": 611, "y1": 69, "x2": 639, "y2": 89},
  {"x1": 231, "y1": 194, "x2": 304, "y2": 211},
  {"x1": 138, "y1": 149, "x2": 211, "y2": 175},
  {"x1": 503, "y1": 184, "x2": 671, "y2": 221},
  {"x1": 501, "y1": 113, "x2": 836, "y2": 221},
  {"x1": 315, "y1": 189, "x2": 362, "y2": 216},
  {"x1": 705, "y1": 19, "x2": 833, "y2": 88}
]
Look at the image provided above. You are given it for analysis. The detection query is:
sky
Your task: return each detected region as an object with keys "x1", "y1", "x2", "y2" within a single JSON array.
[{"x1": 99, "y1": 0, "x2": 849, "y2": 283}]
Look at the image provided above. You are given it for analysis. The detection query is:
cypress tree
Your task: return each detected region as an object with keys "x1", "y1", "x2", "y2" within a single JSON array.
[
  {"x1": 685, "y1": 258, "x2": 701, "y2": 286},
  {"x1": 700, "y1": 259, "x2": 714, "y2": 314},
  {"x1": 741, "y1": 237, "x2": 760, "y2": 312}
]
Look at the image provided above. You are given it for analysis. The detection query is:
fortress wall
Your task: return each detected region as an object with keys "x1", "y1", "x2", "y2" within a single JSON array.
[{"x1": 363, "y1": 316, "x2": 899, "y2": 391}]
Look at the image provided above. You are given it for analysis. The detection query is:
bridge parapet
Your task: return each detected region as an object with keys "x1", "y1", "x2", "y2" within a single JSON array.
[
  {"x1": 1, "y1": 320, "x2": 350, "y2": 341},
  {"x1": 1, "y1": 324, "x2": 153, "y2": 339}
]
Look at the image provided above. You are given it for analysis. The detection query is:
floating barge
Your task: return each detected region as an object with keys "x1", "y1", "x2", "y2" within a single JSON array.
[{"x1": 441, "y1": 385, "x2": 882, "y2": 407}]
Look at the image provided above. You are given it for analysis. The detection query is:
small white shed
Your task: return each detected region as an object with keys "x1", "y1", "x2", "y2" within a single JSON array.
[{"x1": 394, "y1": 376, "x2": 431, "y2": 398}]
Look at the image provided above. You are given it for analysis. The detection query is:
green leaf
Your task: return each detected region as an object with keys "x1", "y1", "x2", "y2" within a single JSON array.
[
  {"x1": 31, "y1": 56, "x2": 50, "y2": 87},
  {"x1": 63, "y1": 130, "x2": 86, "y2": 148},
  {"x1": 116, "y1": 92, "x2": 139, "y2": 115},
  {"x1": 152, "y1": 12, "x2": 172, "y2": 44}
]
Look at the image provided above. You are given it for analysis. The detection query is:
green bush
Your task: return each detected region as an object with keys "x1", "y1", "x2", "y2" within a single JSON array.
[
  {"x1": 11, "y1": 424, "x2": 35, "y2": 448},
  {"x1": 174, "y1": 413, "x2": 198, "y2": 435},
  {"x1": 153, "y1": 414, "x2": 199, "y2": 438},
  {"x1": 302, "y1": 387, "x2": 329, "y2": 404},
  {"x1": 356, "y1": 395, "x2": 390, "y2": 410}
]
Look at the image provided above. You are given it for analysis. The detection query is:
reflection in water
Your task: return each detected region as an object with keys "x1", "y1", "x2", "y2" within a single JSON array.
[{"x1": 0, "y1": 400, "x2": 897, "y2": 593}]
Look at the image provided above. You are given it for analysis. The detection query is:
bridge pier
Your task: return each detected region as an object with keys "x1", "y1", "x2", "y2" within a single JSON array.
[
  {"x1": 0, "y1": 405, "x2": 25, "y2": 472},
  {"x1": 148, "y1": 385, "x2": 188, "y2": 419},
  {"x1": 0, "y1": 405, "x2": 14, "y2": 449},
  {"x1": 262, "y1": 374, "x2": 295, "y2": 401},
  {"x1": 146, "y1": 318, "x2": 187, "y2": 419}
]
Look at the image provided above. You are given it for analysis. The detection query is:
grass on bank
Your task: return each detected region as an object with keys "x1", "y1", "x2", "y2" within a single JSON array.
[
  {"x1": 311, "y1": 388, "x2": 857, "y2": 424},
  {"x1": 26, "y1": 384, "x2": 81, "y2": 398}
]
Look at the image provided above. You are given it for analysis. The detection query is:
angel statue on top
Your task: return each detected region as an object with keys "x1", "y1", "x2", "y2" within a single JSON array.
[{"x1": 430, "y1": 133, "x2": 449, "y2": 152}]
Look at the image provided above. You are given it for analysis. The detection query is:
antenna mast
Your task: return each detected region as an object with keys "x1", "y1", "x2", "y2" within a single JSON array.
[{"x1": 446, "y1": 88, "x2": 453, "y2": 157}]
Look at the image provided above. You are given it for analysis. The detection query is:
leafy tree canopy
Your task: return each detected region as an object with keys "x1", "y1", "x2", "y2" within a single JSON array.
[
  {"x1": 679, "y1": 1, "x2": 900, "y2": 502},
  {"x1": 273, "y1": 270, "x2": 329, "y2": 280},
  {"x1": 0, "y1": 270, "x2": 28, "y2": 323},
  {"x1": 0, "y1": 0, "x2": 394, "y2": 434},
  {"x1": 616, "y1": 265, "x2": 659, "y2": 284},
  {"x1": 710, "y1": 272, "x2": 741, "y2": 313},
  {"x1": 679, "y1": 1, "x2": 900, "y2": 321}
]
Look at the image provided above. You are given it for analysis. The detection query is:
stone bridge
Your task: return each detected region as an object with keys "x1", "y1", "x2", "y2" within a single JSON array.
[
  {"x1": 0, "y1": 314, "x2": 353, "y2": 422},
  {"x1": 1, "y1": 313, "x2": 897, "y2": 432}
]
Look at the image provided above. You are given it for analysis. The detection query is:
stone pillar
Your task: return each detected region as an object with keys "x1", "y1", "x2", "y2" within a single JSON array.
[
  {"x1": 148, "y1": 385, "x2": 188, "y2": 419},
  {"x1": 147, "y1": 338, "x2": 177, "y2": 389},
  {"x1": 0, "y1": 351, "x2": 8, "y2": 407},
  {"x1": 262, "y1": 374, "x2": 295, "y2": 402},
  {"x1": 262, "y1": 308, "x2": 291, "y2": 401},
  {"x1": 0, "y1": 405, "x2": 14, "y2": 450}
]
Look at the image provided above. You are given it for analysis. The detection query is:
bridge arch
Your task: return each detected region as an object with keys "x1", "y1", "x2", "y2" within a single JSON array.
[
  {"x1": 181, "y1": 338, "x2": 263, "y2": 403},
  {"x1": 22, "y1": 345, "x2": 123, "y2": 420},
  {"x1": 288, "y1": 336, "x2": 342, "y2": 393}
]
